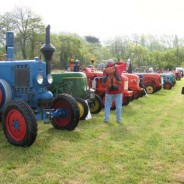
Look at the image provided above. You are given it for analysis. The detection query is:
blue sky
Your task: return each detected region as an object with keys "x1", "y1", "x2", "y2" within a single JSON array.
[{"x1": 2, "y1": 0, "x2": 184, "y2": 41}]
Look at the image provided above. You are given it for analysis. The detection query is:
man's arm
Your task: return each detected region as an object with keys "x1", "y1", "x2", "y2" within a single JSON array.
[{"x1": 116, "y1": 61, "x2": 127, "y2": 74}]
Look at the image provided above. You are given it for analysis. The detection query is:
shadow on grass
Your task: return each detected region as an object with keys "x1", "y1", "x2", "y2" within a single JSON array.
[{"x1": 46, "y1": 126, "x2": 82, "y2": 142}]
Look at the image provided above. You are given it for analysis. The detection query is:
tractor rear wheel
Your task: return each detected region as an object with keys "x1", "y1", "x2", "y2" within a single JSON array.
[
  {"x1": 88, "y1": 94, "x2": 103, "y2": 114},
  {"x1": 2, "y1": 100, "x2": 37, "y2": 147},
  {"x1": 74, "y1": 97, "x2": 89, "y2": 120},
  {"x1": 51, "y1": 94, "x2": 80, "y2": 130}
]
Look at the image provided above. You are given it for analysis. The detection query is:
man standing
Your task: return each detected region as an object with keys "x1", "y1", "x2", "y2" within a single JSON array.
[{"x1": 102, "y1": 60, "x2": 126, "y2": 123}]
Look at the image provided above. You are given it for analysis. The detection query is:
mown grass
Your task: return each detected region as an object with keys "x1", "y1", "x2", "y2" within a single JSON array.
[{"x1": 0, "y1": 79, "x2": 184, "y2": 184}]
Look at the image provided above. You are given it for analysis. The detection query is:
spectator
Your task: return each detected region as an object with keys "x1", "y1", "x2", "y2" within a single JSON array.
[{"x1": 102, "y1": 60, "x2": 126, "y2": 123}]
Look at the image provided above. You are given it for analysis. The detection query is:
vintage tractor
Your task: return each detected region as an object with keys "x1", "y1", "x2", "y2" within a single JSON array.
[
  {"x1": 141, "y1": 73, "x2": 163, "y2": 94},
  {"x1": 49, "y1": 71, "x2": 103, "y2": 120},
  {"x1": 82, "y1": 67, "x2": 133, "y2": 107},
  {"x1": 176, "y1": 67, "x2": 184, "y2": 77},
  {"x1": 169, "y1": 72, "x2": 176, "y2": 86},
  {"x1": 0, "y1": 25, "x2": 80, "y2": 147},
  {"x1": 160, "y1": 73, "x2": 173, "y2": 90},
  {"x1": 174, "y1": 70, "x2": 182, "y2": 80},
  {"x1": 122, "y1": 73, "x2": 144, "y2": 99}
]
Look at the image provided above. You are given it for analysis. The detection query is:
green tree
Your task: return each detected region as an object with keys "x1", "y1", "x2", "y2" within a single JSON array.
[
  {"x1": 58, "y1": 34, "x2": 82, "y2": 69},
  {"x1": 163, "y1": 50, "x2": 176, "y2": 70},
  {"x1": 0, "y1": 12, "x2": 15, "y2": 46},
  {"x1": 150, "y1": 50, "x2": 164, "y2": 69},
  {"x1": 109, "y1": 36, "x2": 125, "y2": 61},
  {"x1": 11, "y1": 7, "x2": 45, "y2": 59},
  {"x1": 173, "y1": 35, "x2": 179, "y2": 66},
  {"x1": 27, "y1": 22, "x2": 45, "y2": 59}
]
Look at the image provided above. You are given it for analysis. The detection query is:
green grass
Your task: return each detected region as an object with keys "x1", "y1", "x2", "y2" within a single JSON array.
[{"x1": 0, "y1": 79, "x2": 184, "y2": 184}]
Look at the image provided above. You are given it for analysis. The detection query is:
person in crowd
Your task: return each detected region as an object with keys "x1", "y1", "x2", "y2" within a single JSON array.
[{"x1": 102, "y1": 60, "x2": 126, "y2": 123}]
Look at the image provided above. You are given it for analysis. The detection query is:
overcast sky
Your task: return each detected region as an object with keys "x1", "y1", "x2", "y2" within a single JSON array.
[{"x1": 2, "y1": 0, "x2": 184, "y2": 41}]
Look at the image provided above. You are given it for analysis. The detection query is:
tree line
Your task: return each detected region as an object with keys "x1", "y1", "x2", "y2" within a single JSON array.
[{"x1": 1, "y1": 7, "x2": 184, "y2": 71}]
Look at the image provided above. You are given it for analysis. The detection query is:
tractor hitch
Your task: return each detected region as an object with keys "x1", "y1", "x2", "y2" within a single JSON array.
[{"x1": 44, "y1": 108, "x2": 68, "y2": 120}]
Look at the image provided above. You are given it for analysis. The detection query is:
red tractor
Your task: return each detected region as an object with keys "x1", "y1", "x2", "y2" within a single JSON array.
[
  {"x1": 141, "y1": 73, "x2": 163, "y2": 94},
  {"x1": 82, "y1": 67, "x2": 133, "y2": 107},
  {"x1": 122, "y1": 73, "x2": 144, "y2": 99}
]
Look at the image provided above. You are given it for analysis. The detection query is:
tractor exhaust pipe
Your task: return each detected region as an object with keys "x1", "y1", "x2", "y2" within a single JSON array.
[
  {"x1": 40, "y1": 25, "x2": 56, "y2": 75},
  {"x1": 6, "y1": 31, "x2": 14, "y2": 60}
]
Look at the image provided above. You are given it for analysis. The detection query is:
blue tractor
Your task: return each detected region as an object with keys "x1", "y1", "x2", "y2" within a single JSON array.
[
  {"x1": 0, "y1": 25, "x2": 80, "y2": 147},
  {"x1": 160, "y1": 73, "x2": 173, "y2": 90}
]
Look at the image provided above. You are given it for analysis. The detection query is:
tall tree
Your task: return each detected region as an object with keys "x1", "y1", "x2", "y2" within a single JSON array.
[
  {"x1": 109, "y1": 36, "x2": 124, "y2": 61},
  {"x1": 58, "y1": 34, "x2": 82, "y2": 68},
  {"x1": 173, "y1": 35, "x2": 179, "y2": 65},
  {"x1": 11, "y1": 7, "x2": 44, "y2": 59},
  {"x1": 0, "y1": 12, "x2": 15, "y2": 46}
]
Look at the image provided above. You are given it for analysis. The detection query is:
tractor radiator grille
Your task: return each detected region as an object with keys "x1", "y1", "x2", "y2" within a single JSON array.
[{"x1": 14, "y1": 66, "x2": 30, "y2": 88}]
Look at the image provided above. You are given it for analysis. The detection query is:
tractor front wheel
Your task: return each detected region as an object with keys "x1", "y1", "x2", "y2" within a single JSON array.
[
  {"x1": 2, "y1": 100, "x2": 37, "y2": 147},
  {"x1": 164, "y1": 83, "x2": 172, "y2": 90},
  {"x1": 146, "y1": 84, "x2": 155, "y2": 94},
  {"x1": 51, "y1": 94, "x2": 80, "y2": 130},
  {"x1": 88, "y1": 94, "x2": 103, "y2": 114},
  {"x1": 75, "y1": 97, "x2": 89, "y2": 120}
]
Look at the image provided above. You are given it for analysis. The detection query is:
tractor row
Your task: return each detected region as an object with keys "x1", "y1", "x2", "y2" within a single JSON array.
[
  {"x1": 50, "y1": 64, "x2": 179, "y2": 117},
  {"x1": 0, "y1": 27, "x2": 180, "y2": 147}
]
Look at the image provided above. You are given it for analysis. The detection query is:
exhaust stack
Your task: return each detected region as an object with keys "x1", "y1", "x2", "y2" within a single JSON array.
[
  {"x1": 6, "y1": 31, "x2": 14, "y2": 60},
  {"x1": 40, "y1": 25, "x2": 55, "y2": 75}
]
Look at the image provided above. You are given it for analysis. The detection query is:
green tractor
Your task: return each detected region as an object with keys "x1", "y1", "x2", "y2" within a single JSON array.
[{"x1": 49, "y1": 72, "x2": 103, "y2": 120}]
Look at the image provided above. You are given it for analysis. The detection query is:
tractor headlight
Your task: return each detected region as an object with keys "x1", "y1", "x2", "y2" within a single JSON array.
[
  {"x1": 47, "y1": 74, "x2": 53, "y2": 84},
  {"x1": 37, "y1": 74, "x2": 43, "y2": 84}
]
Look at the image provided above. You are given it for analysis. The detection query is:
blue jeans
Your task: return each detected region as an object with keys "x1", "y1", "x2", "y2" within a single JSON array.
[{"x1": 104, "y1": 93, "x2": 123, "y2": 122}]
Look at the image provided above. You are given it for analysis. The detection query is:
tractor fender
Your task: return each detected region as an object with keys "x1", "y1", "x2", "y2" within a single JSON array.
[
  {"x1": 92, "y1": 76, "x2": 103, "y2": 90},
  {"x1": 0, "y1": 79, "x2": 12, "y2": 111}
]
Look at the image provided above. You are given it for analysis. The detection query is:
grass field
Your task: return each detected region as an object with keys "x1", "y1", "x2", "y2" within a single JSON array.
[{"x1": 0, "y1": 78, "x2": 184, "y2": 184}]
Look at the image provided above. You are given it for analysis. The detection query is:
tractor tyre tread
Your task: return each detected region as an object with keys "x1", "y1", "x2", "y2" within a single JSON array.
[
  {"x1": 74, "y1": 97, "x2": 89, "y2": 120},
  {"x1": 2, "y1": 100, "x2": 37, "y2": 147},
  {"x1": 51, "y1": 93, "x2": 80, "y2": 131}
]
